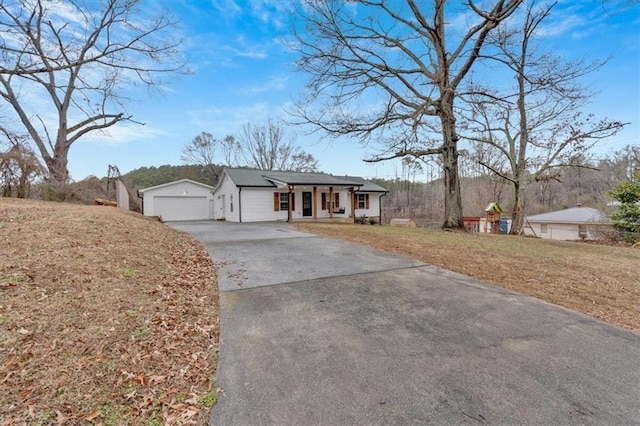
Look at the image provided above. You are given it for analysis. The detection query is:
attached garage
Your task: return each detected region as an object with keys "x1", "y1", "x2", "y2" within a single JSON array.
[{"x1": 138, "y1": 179, "x2": 214, "y2": 221}]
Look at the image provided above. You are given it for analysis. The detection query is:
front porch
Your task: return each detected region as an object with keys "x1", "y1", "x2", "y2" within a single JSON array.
[
  {"x1": 290, "y1": 216, "x2": 354, "y2": 224},
  {"x1": 277, "y1": 184, "x2": 361, "y2": 223}
]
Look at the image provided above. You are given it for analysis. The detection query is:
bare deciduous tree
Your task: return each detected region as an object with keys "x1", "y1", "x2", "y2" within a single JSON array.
[
  {"x1": 0, "y1": 128, "x2": 43, "y2": 198},
  {"x1": 293, "y1": 0, "x2": 522, "y2": 228},
  {"x1": 238, "y1": 119, "x2": 319, "y2": 172},
  {"x1": 463, "y1": 1, "x2": 624, "y2": 233},
  {"x1": 0, "y1": 0, "x2": 186, "y2": 191},
  {"x1": 605, "y1": 145, "x2": 640, "y2": 182},
  {"x1": 181, "y1": 132, "x2": 239, "y2": 184}
]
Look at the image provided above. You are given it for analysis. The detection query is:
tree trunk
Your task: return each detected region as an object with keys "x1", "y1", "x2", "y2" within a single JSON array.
[
  {"x1": 510, "y1": 182, "x2": 524, "y2": 234},
  {"x1": 43, "y1": 148, "x2": 70, "y2": 200},
  {"x1": 441, "y1": 145, "x2": 464, "y2": 229},
  {"x1": 45, "y1": 147, "x2": 70, "y2": 184},
  {"x1": 2, "y1": 182, "x2": 11, "y2": 197},
  {"x1": 440, "y1": 99, "x2": 464, "y2": 230},
  {"x1": 16, "y1": 174, "x2": 28, "y2": 198}
]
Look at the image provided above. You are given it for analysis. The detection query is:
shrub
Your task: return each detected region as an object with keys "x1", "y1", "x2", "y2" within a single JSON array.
[
  {"x1": 355, "y1": 214, "x2": 368, "y2": 224},
  {"x1": 609, "y1": 171, "x2": 640, "y2": 244}
]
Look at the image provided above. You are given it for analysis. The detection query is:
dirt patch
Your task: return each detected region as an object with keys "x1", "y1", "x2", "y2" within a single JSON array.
[
  {"x1": 0, "y1": 199, "x2": 218, "y2": 424},
  {"x1": 295, "y1": 223, "x2": 640, "y2": 331}
]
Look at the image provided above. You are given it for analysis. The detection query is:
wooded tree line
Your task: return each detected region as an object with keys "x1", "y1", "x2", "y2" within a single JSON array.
[{"x1": 374, "y1": 144, "x2": 640, "y2": 228}]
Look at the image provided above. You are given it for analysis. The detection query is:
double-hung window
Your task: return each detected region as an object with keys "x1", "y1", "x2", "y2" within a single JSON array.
[
  {"x1": 357, "y1": 193, "x2": 368, "y2": 209},
  {"x1": 280, "y1": 192, "x2": 289, "y2": 211}
]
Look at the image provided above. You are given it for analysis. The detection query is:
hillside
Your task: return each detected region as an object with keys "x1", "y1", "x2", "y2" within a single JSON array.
[
  {"x1": 0, "y1": 199, "x2": 218, "y2": 424},
  {"x1": 122, "y1": 164, "x2": 216, "y2": 190}
]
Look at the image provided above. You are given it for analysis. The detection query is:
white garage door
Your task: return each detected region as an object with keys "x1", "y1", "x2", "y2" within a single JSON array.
[{"x1": 154, "y1": 196, "x2": 209, "y2": 221}]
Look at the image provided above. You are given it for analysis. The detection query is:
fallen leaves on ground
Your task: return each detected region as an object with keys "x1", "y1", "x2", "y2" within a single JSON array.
[{"x1": 0, "y1": 198, "x2": 219, "y2": 424}]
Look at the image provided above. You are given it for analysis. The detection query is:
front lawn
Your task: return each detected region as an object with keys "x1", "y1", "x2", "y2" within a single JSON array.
[{"x1": 295, "y1": 223, "x2": 640, "y2": 331}]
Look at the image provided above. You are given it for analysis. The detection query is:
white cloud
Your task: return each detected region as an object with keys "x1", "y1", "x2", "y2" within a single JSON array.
[
  {"x1": 221, "y1": 35, "x2": 270, "y2": 59},
  {"x1": 242, "y1": 74, "x2": 289, "y2": 93},
  {"x1": 80, "y1": 124, "x2": 167, "y2": 145},
  {"x1": 535, "y1": 12, "x2": 586, "y2": 38},
  {"x1": 248, "y1": 0, "x2": 295, "y2": 30},
  {"x1": 531, "y1": 2, "x2": 610, "y2": 40},
  {"x1": 446, "y1": 8, "x2": 482, "y2": 32},
  {"x1": 46, "y1": 1, "x2": 90, "y2": 30},
  {"x1": 227, "y1": 45, "x2": 268, "y2": 59},
  {"x1": 210, "y1": 0, "x2": 242, "y2": 17},
  {"x1": 184, "y1": 101, "x2": 288, "y2": 135}
]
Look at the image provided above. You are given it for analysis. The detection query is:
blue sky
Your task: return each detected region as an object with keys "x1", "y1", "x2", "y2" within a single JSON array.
[{"x1": 67, "y1": 0, "x2": 639, "y2": 181}]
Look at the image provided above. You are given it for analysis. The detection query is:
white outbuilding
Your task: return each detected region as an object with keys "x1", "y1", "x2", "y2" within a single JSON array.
[
  {"x1": 138, "y1": 179, "x2": 214, "y2": 221},
  {"x1": 523, "y1": 207, "x2": 611, "y2": 240}
]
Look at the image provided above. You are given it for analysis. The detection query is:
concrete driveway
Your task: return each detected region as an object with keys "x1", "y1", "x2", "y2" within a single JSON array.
[{"x1": 169, "y1": 221, "x2": 640, "y2": 425}]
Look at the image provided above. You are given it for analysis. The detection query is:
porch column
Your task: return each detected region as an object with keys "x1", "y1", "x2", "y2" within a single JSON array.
[
  {"x1": 313, "y1": 186, "x2": 317, "y2": 220},
  {"x1": 350, "y1": 188, "x2": 356, "y2": 222},
  {"x1": 351, "y1": 188, "x2": 357, "y2": 223},
  {"x1": 288, "y1": 185, "x2": 294, "y2": 222},
  {"x1": 329, "y1": 186, "x2": 334, "y2": 220}
]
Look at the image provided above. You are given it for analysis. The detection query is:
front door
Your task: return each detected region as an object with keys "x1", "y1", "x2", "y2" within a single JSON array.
[{"x1": 302, "y1": 191, "x2": 312, "y2": 217}]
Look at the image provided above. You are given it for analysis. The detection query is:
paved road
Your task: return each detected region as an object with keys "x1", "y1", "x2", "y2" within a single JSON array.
[{"x1": 169, "y1": 221, "x2": 640, "y2": 425}]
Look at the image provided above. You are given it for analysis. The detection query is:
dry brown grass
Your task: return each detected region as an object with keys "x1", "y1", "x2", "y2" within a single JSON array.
[
  {"x1": 295, "y1": 223, "x2": 640, "y2": 331},
  {"x1": 0, "y1": 199, "x2": 218, "y2": 424}
]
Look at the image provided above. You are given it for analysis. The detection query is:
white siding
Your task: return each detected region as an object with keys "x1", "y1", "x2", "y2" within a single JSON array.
[
  {"x1": 142, "y1": 180, "x2": 214, "y2": 220},
  {"x1": 212, "y1": 173, "x2": 240, "y2": 222},
  {"x1": 524, "y1": 222, "x2": 580, "y2": 240},
  {"x1": 525, "y1": 222, "x2": 614, "y2": 240},
  {"x1": 315, "y1": 189, "x2": 352, "y2": 219},
  {"x1": 242, "y1": 188, "x2": 365, "y2": 222},
  {"x1": 353, "y1": 193, "x2": 382, "y2": 219},
  {"x1": 241, "y1": 188, "x2": 287, "y2": 222},
  {"x1": 212, "y1": 177, "x2": 385, "y2": 223}
]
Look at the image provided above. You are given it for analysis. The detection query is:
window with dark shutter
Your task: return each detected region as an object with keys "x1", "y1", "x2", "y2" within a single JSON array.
[
  {"x1": 279, "y1": 192, "x2": 289, "y2": 211},
  {"x1": 321, "y1": 192, "x2": 326, "y2": 210},
  {"x1": 334, "y1": 193, "x2": 340, "y2": 208}
]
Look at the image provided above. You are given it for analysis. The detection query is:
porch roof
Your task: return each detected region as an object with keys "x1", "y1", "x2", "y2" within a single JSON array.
[{"x1": 343, "y1": 176, "x2": 388, "y2": 193}]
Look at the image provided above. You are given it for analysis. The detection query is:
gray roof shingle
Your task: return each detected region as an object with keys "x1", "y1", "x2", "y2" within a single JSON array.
[
  {"x1": 526, "y1": 207, "x2": 611, "y2": 224},
  {"x1": 223, "y1": 168, "x2": 388, "y2": 192},
  {"x1": 342, "y1": 176, "x2": 389, "y2": 192},
  {"x1": 138, "y1": 178, "x2": 213, "y2": 193}
]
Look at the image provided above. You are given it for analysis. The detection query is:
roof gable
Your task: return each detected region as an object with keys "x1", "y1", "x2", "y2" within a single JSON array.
[
  {"x1": 484, "y1": 202, "x2": 502, "y2": 212},
  {"x1": 138, "y1": 178, "x2": 214, "y2": 193}
]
